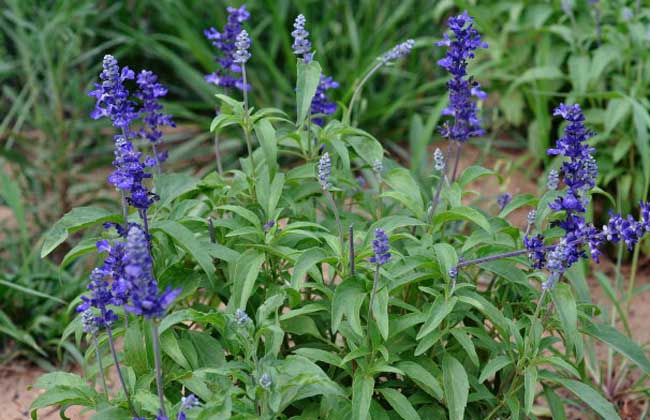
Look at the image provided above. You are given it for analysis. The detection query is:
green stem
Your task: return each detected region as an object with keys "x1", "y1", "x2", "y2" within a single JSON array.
[
  {"x1": 241, "y1": 64, "x2": 256, "y2": 190},
  {"x1": 105, "y1": 322, "x2": 136, "y2": 416},
  {"x1": 326, "y1": 190, "x2": 346, "y2": 274},
  {"x1": 152, "y1": 322, "x2": 167, "y2": 418},
  {"x1": 91, "y1": 331, "x2": 109, "y2": 400},
  {"x1": 345, "y1": 61, "x2": 383, "y2": 124},
  {"x1": 366, "y1": 265, "x2": 381, "y2": 356}
]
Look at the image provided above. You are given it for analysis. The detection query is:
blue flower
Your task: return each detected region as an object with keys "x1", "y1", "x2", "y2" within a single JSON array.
[
  {"x1": 77, "y1": 268, "x2": 118, "y2": 327},
  {"x1": 497, "y1": 193, "x2": 511, "y2": 210},
  {"x1": 234, "y1": 308, "x2": 250, "y2": 326},
  {"x1": 204, "y1": 5, "x2": 251, "y2": 91},
  {"x1": 318, "y1": 152, "x2": 332, "y2": 190},
  {"x1": 370, "y1": 228, "x2": 391, "y2": 265},
  {"x1": 382, "y1": 39, "x2": 415, "y2": 64},
  {"x1": 433, "y1": 148, "x2": 445, "y2": 171},
  {"x1": 259, "y1": 373, "x2": 273, "y2": 389},
  {"x1": 233, "y1": 30, "x2": 251, "y2": 64},
  {"x1": 524, "y1": 234, "x2": 546, "y2": 269},
  {"x1": 437, "y1": 11, "x2": 488, "y2": 142},
  {"x1": 109, "y1": 136, "x2": 158, "y2": 211},
  {"x1": 88, "y1": 55, "x2": 138, "y2": 129},
  {"x1": 177, "y1": 394, "x2": 200, "y2": 420},
  {"x1": 135, "y1": 70, "x2": 175, "y2": 164},
  {"x1": 291, "y1": 14, "x2": 313, "y2": 63},
  {"x1": 123, "y1": 226, "x2": 181, "y2": 319},
  {"x1": 311, "y1": 75, "x2": 339, "y2": 126},
  {"x1": 547, "y1": 169, "x2": 559, "y2": 190}
]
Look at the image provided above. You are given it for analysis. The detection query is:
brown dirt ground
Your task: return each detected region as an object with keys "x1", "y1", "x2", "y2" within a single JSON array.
[{"x1": 2, "y1": 146, "x2": 649, "y2": 419}]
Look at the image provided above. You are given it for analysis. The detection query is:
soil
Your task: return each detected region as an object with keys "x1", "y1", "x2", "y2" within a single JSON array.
[{"x1": 2, "y1": 145, "x2": 649, "y2": 419}]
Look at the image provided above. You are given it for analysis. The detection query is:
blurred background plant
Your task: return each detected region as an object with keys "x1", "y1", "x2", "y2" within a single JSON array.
[{"x1": 2, "y1": 0, "x2": 650, "y2": 368}]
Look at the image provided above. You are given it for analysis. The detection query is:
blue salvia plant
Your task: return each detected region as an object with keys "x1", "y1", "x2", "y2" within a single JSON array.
[{"x1": 33, "y1": 7, "x2": 650, "y2": 420}]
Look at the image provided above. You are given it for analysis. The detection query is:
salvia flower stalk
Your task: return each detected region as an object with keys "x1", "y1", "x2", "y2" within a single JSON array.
[
  {"x1": 135, "y1": 70, "x2": 176, "y2": 172},
  {"x1": 346, "y1": 38, "x2": 415, "y2": 123},
  {"x1": 437, "y1": 11, "x2": 487, "y2": 182},
  {"x1": 291, "y1": 14, "x2": 313, "y2": 63},
  {"x1": 204, "y1": 5, "x2": 251, "y2": 91},
  {"x1": 318, "y1": 152, "x2": 346, "y2": 270}
]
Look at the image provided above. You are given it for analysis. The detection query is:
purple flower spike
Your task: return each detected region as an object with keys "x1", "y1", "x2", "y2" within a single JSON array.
[
  {"x1": 370, "y1": 228, "x2": 391, "y2": 265},
  {"x1": 291, "y1": 14, "x2": 313, "y2": 63},
  {"x1": 135, "y1": 70, "x2": 175, "y2": 164},
  {"x1": 123, "y1": 225, "x2": 181, "y2": 319},
  {"x1": 204, "y1": 5, "x2": 251, "y2": 91},
  {"x1": 88, "y1": 55, "x2": 138, "y2": 129},
  {"x1": 437, "y1": 11, "x2": 488, "y2": 142}
]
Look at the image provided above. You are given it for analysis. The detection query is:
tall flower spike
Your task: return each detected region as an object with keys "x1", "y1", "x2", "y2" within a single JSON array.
[
  {"x1": 547, "y1": 169, "x2": 559, "y2": 190},
  {"x1": 88, "y1": 55, "x2": 138, "y2": 129},
  {"x1": 311, "y1": 75, "x2": 339, "y2": 126},
  {"x1": 370, "y1": 228, "x2": 391, "y2": 265},
  {"x1": 123, "y1": 225, "x2": 181, "y2": 319},
  {"x1": 437, "y1": 11, "x2": 488, "y2": 142},
  {"x1": 291, "y1": 14, "x2": 313, "y2": 63},
  {"x1": 135, "y1": 70, "x2": 175, "y2": 165},
  {"x1": 433, "y1": 148, "x2": 445, "y2": 171},
  {"x1": 233, "y1": 30, "x2": 251, "y2": 64},
  {"x1": 382, "y1": 39, "x2": 415, "y2": 64},
  {"x1": 204, "y1": 5, "x2": 251, "y2": 91},
  {"x1": 318, "y1": 152, "x2": 332, "y2": 190}
]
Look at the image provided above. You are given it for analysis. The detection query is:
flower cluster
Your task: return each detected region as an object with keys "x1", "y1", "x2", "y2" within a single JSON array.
[
  {"x1": 524, "y1": 103, "x2": 650, "y2": 287},
  {"x1": 437, "y1": 12, "x2": 488, "y2": 142},
  {"x1": 370, "y1": 228, "x2": 391, "y2": 265},
  {"x1": 382, "y1": 39, "x2": 415, "y2": 64},
  {"x1": 204, "y1": 5, "x2": 251, "y2": 90},
  {"x1": 433, "y1": 148, "x2": 445, "y2": 171},
  {"x1": 291, "y1": 14, "x2": 313, "y2": 62},
  {"x1": 311, "y1": 75, "x2": 339, "y2": 126},
  {"x1": 109, "y1": 136, "x2": 158, "y2": 211},
  {"x1": 318, "y1": 152, "x2": 332, "y2": 190},
  {"x1": 123, "y1": 226, "x2": 181, "y2": 319},
  {"x1": 89, "y1": 55, "x2": 138, "y2": 129},
  {"x1": 77, "y1": 267, "x2": 118, "y2": 327},
  {"x1": 89, "y1": 56, "x2": 172, "y2": 213},
  {"x1": 136, "y1": 70, "x2": 175, "y2": 163},
  {"x1": 177, "y1": 394, "x2": 200, "y2": 420},
  {"x1": 497, "y1": 193, "x2": 511, "y2": 210},
  {"x1": 233, "y1": 30, "x2": 252, "y2": 65}
]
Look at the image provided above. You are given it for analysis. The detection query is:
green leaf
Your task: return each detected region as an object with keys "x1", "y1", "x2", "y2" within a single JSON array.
[
  {"x1": 61, "y1": 236, "x2": 99, "y2": 267},
  {"x1": 231, "y1": 249, "x2": 265, "y2": 310},
  {"x1": 580, "y1": 318, "x2": 650, "y2": 375},
  {"x1": 417, "y1": 297, "x2": 457, "y2": 340},
  {"x1": 382, "y1": 168, "x2": 425, "y2": 218},
  {"x1": 254, "y1": 118, "x2": 278, "y2": 173},
  {"x1": 510, "y1": 66, "x2": 564, "y2": 90},
  {"x1": 450, "y1": 329, "x2": 479, "y2": 367},
  {"x1": 155, "y1": 173, "x2": 197, "y2": 209},
  {"x1": 523, "y1": 366, "x2": 537, "y2": 415},
  {"x1": 0, "y1": 169, "x2": 27, "y2": 240},
  {"x1": 290, "y1": 248, "x2": 327, "y2": 289},
  {"x1": 152, "y1": 220, "x2": 216, "y2": 286},
  {"x1": 458, "y1": 165, "x2": 496, "y2": 188},
  {"x1": 372, "y1": 287, "x2": 390, "y2": 341},
  {"x1": 498, "y1": 194, "x2": 537, "y2": 218},
  {"x1": 378, "y1": 388, "x2": 421, "y2": 420},
  {"x1": 41, "y1": 207, "x2": 121, "y2": 257},
  {"x1": 88, "y1": 407, "x2": 132, "y2": 420},
  {"x1": 396, "y1": 361, "x2": 443, "y2": 400},
  {"x1": 478, "y1": 355, "x2": 512, "y2": 383},
  {"x1": 434, "y1": 243, "x2": 458, "y2": 283},
  {"x1": 331, "y1": 277, "x2": 366, "y2": 335},
  {"x1": 554, "y1": 378, "x2": 621, "y2": 420},
  {"x1": 442, "y1": 355, "x2": 469, "y2": 420},
  {"x1": 296, "y1": 60, "x2": 322, "y2": 125},
  {"x1": 551, "y1": 283, "x2": 578, "y2": 354},
  {"x1": 433, "y1": 207, "x2": 491, "y2": 232},
  {"x1": 352, "y1": 372, "x2": 374, "y2": 420}
]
